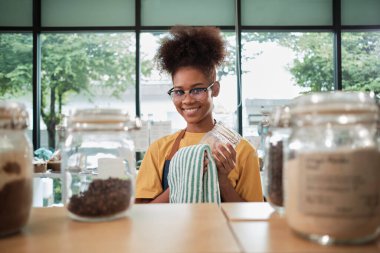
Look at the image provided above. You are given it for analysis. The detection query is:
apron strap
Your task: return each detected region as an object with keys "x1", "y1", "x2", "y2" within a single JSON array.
[
  {"x1": 166, "y1": 129, "x2": 186, "y2": 160},
  {"x1": 162, "y1": 129, "x2": 186, "y2": 191}
]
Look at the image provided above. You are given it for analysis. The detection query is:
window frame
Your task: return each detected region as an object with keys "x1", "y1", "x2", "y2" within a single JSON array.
[{"x1": 0, "y1": 0, "x2": 379, "y2": 149}]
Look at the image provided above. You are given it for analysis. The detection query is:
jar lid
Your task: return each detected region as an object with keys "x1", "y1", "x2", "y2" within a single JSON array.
[
  {"x1": 291, "y1": 91, "x2": 378, "y2": 114},
  {"x1": 68, "y1": 108, "x2": 132, "y2": 131},
  {"x1": 290, "y1": 91, "x2": 379, "y2": 126},
  {"x1": 269, "y1": 106, "x2": 291, "y2": 128},
  {"x1": 0, "y1": 102, "x2": 29, "y2": 129}
]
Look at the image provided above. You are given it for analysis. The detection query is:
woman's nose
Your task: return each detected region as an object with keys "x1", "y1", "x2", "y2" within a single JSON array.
[{"x1": 181, "y1": 92, "x2": 195, "y2": 103}]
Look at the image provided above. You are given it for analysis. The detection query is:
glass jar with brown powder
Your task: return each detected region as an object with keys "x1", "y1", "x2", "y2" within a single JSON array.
[
  {"x1": 284, "y1": 92, "x2": 380, "y2": 245},
  {"x1": 62, "y1": 108, "x2": 138, "y2": 222},
  {"x1": 0, "y1": 102, "x2": 33, "y2": 237}
]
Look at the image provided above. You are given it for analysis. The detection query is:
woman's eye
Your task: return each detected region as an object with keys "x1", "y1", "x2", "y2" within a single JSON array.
[
  {"x1": 191, "y1": 88, "x2": 203, "y2": 95},
  {"x1": 173, "y1": 90, "x2": 185, "y2": 96}
]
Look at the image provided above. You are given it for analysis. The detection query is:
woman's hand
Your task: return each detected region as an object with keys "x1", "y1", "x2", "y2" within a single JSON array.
[
  {"x1": 212, "y1": 143, "x2": 244, "y2": 202},
  {"x1": 212, "y1": 143, "x2": 236, "y2": 178}
]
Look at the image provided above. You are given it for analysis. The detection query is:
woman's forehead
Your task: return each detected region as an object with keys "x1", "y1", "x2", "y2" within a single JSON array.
[{"x1": 172, "y1": 67, "x2": 212, "y2": 87}]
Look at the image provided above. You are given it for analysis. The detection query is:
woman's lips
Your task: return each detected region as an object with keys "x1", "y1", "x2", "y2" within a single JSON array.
[{"x1": 182, "y1": 107, "x2": 200, "y2": 116}]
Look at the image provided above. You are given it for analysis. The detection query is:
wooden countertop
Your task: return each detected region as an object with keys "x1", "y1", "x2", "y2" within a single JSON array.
[
  {"x1": 0, "y1": 204, "x2": 241, "y2": 253},
  {"x1": 222, "y1": 203, "x2": 380, "y2": 253},
  {"x1": 1, "y1": 203, "x2": 379, "y2": 253},
  {"x1": 221, "y1": 202, "x2": 278, "y2": 221}
]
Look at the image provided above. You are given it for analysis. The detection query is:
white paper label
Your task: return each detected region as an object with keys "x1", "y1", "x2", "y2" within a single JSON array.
[
  {"x1": 298, "y1": 148, "x2": 380, "y2": 218},
  {"x1": 97, "y1": 157, "x2": 125, "y2": 179}
]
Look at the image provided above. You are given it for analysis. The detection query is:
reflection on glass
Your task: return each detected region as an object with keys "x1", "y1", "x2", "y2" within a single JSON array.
[{"x1": 40, "y1": 33, "x2": 136, "y2": 150}]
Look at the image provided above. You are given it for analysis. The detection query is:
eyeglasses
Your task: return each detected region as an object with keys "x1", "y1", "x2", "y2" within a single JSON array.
[{"x1": 167, "y1": 81, "x2": 216, "y2": 100}]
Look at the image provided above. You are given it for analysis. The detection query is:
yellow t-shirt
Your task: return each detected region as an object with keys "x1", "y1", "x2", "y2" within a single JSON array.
[{"x1": 136, "y1": 130, "x2": 263, "y2": 202}]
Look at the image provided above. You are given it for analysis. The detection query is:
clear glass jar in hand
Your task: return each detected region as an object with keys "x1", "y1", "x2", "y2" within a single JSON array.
[
  {"x1": 62, "y1": 108, "x2": 137, "y2": 222},
  {"x1": 264, "y1": 106, "x2": 290, "y2": 215},
  {"x1": 200, "y1": 121, "x2": 242, "y2": 150},
  {"x1": 0, "y1": 102, "x2": 33, "y2": 236}
]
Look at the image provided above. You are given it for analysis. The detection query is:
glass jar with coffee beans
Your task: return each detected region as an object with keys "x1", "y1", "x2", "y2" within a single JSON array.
[
  {"x1": 264, "y1": 105, "x2": 290, "y2": 215},
  {"x1": 62, "y1": 108, "x2": 140, "y2": 222}
]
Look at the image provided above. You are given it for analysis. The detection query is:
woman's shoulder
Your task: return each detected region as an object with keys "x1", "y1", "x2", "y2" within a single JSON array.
[
  {"x1": 149, "y1": 130, "x2": 183, "y2": 148},
  {"x1": 236, "y1": 137, "x2": 257, "y2": 154}
]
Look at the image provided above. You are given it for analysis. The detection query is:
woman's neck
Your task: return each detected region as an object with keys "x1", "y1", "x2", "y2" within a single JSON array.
[{"x1": 186, "y1": 118, "x2": 216, "y2": 133}]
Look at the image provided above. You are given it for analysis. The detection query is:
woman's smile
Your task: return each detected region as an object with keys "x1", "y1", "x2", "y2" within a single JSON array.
[{"x1": 182, "y1": 106, "x2": 200, "y2": 116}]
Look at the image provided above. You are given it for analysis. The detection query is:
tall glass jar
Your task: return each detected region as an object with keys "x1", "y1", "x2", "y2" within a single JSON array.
[
  {"x1": 264, "y1": 106, "x2": 290, "y2": 215},
  {"x1": 0, "y1": 102, "x2": 33, "y2": 236},
  {"x1": 62, "y1": 108, "x2": 137, "y2": 222},
  {"x1": 284, "y1": 92, "x2": 380, "y2": 245}
]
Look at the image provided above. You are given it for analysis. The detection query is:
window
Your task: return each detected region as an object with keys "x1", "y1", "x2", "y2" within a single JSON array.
[
  {"x1": 41, "y1": 0, "x2": 135, "y2": 27},
  {"x1": 1, "y1": 0, "x2": 379, "y2": 150},
  {"x1": 342, "y1": 32, "x2": 380, "y2": 94},
  {"x1": 241, "y1": 0, "x2": 332, "y2": 26},
  {"x1": 241, "y1": 32, "x2": 334, "y2": 150},
  {"x1": 40, "y1": 32, "x2": 136, "y2": 150},
  {"x1": 0, "y1": 0, "x2": 32, "y2": 26},
  {"x1": 141, "y1": 0, "x2": 234, "y2": 26},
  {"x1": 0, "y1": 33, "x2": 33, "y2": 141}
]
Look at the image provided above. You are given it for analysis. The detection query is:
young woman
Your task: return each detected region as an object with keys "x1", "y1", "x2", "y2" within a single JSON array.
[{"x1": 135, "y1": 26, "x2": 263, "y2": 203}]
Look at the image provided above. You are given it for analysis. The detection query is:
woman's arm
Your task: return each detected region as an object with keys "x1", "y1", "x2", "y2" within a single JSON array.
[
  {"x1": 135, "y1": 188, "x2": 170, "y2": 203},
  {"x1": 218, "y1": 174, "x2": 246, "y2": 202}
]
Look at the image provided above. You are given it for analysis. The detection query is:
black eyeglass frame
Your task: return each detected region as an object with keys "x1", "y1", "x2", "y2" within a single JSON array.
[{"x1": 167, "y1": 81, "x2": 216, "y2": 98}]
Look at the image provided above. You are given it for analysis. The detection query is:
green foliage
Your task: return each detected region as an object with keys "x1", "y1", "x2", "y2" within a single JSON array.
[
  {"x1": 241, "y1": 32, "x2": 380, "y2": 93},
  {"x1": 1, "y1": 33, "x2": 152, "y2": 149},
  {"x1": 0, "y1": 34, "x2": 33, "y2": 98},
  {"x1": 285, "y1": 33, "x2": 335, "y2": 92},
  {"x1": 1, "y1": 32, "x2": 379, "y2": 148},
  {"x1": 53, "y1": 178, "x2": 62, "y2": 204},
  {"x1": 341, "y1": 32, "x2": 380, "y2": 93}
]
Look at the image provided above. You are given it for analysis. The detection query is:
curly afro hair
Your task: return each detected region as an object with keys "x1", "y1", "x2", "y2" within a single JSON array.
[{"x1": 155, "y1": 26, "x2": 226, "y2": 78}]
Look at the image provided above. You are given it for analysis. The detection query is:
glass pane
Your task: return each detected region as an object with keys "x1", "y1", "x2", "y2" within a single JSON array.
[
  {"x1": 41, "y1": 0, "x2": 135, "y2": 27},
  {"x1": 342, "y1": 0, "x2": 380, "y2": 25},
  {"x1": 40, "y1": 33, "x2": 136, "y2": 150},
  {"x1": 215, "y1": 32, "x2": 238, "y2": 131},
  {"x1": 242, "y1": 0, "x2": 332, "y2": 26},
  {"x1": 141, "y1": 0, "x2": 234, "y2": 26},
  {"x1": 241, "y1": 32, "x2": 334, "y2": 153},
  {"x1": 139, "y1": 32, "x2": 176, "y2": 151},
  {"x1": 0, "y1": 33, "x2": 33, "y2": 142},
  {"x1": 342, "y1": 32, "x2": 380, "y2": 94},
  {"x1": 139, "y1": 32, "x2": 237, "y2": 151},
  {"x1": 0, "y1": 0, "x2": 32, "y2": 26}
]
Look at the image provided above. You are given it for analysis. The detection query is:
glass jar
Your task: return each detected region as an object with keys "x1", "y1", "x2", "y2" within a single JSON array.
[
  {"x1": 264, "y1": 106, "x2": 290, "y2": 215},
  {"x1": 62, "y1": 108, "x2": 138, "y2": 222},
  {"x1": 0, "y1": 102, "x2": 33, "y2": 236},
  {"x1": 200, "y1": 121, "x2": 242, "y2": 149},
  {"x1": 284, "y1": 92, "x2": 380, "y2": 245}
]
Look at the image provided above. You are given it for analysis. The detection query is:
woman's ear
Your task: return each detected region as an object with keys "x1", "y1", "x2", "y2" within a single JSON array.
[{"x1": 212, "y1": 81, "x2": 220, "y2": 97}]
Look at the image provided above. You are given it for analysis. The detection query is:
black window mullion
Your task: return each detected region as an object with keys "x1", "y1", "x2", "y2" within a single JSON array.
[
  {"x1": 235, "y1": 0, "x2": 243, "y2": 135},
  {"x1": 135, "y1": 0, "x2": 141, "y2": 118},
  {"x1": 32, "y1": 0, "x2": 41, "y2": 149},
  {"x1": 333, "y1": 0, "x2": 342, "y2": 90}
]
